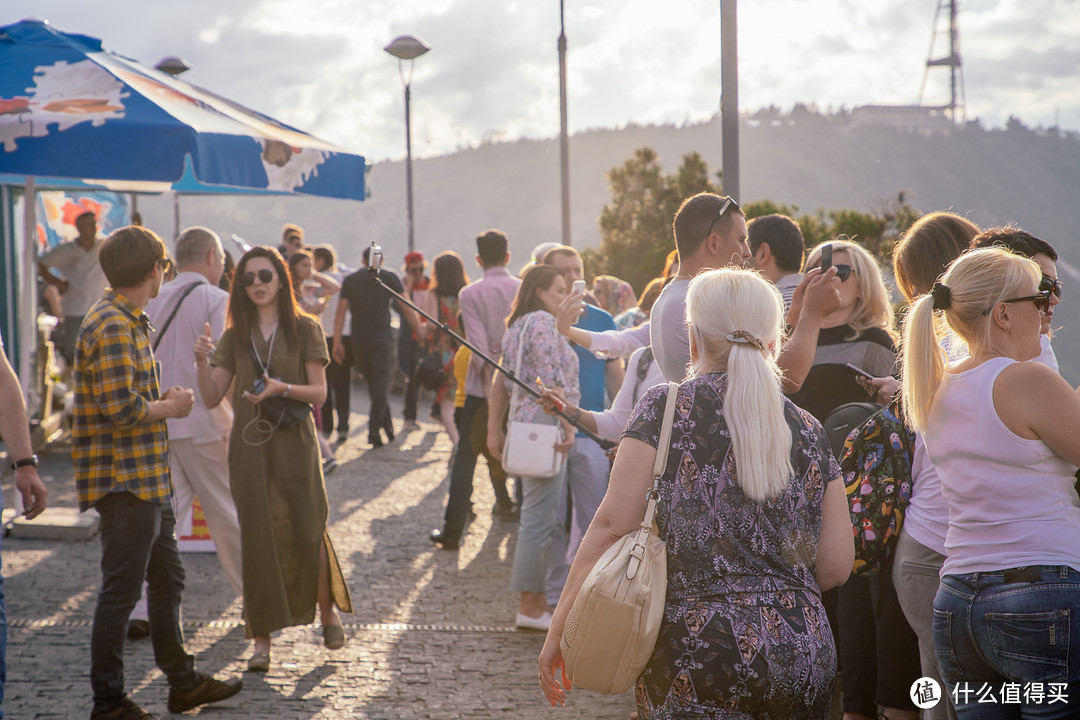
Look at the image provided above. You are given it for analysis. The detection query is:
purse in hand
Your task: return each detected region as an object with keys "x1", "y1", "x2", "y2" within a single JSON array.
[
  {"x1": 501, "y1": 314, "x2": 565, "y2": 479},
  {"x1": 559, "y1": 381, "x2": 679, "y2": 695},
  {"x1": 247, "y1": 341, "x2": 311, "y2": 430}
]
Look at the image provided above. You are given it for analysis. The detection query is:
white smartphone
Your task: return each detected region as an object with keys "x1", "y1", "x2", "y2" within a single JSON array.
[
  {"x1": 572, "y1": 280, "x2": 586, "y2": 295},
  {"x1": 846, "y1": 363, "x2": 875, "y2": 381}
]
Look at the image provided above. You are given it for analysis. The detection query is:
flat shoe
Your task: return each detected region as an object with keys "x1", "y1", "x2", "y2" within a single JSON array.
[
  {"x1": 515, "y1": 611, "x2": 552, "y2": 631},
  {"x1": 323, "y1": 624, "x2": 346, "y2": 650},
  {"x1": 246, "y1": 651, "x2": 270, "y2": 673}
]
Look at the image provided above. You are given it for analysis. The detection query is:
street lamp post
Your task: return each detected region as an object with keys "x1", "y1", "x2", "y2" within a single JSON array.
[
  {"x1": 384, "y1": 35, "x2": 431, "y2": 254},
  {"x1": 558, "y1": 0, "x2": 571, "y2": 247}
]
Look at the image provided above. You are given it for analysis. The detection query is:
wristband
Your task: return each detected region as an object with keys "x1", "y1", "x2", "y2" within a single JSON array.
[
  {"x1": 12, "y1": 455, "x2": 39, "y2": 471},
  {"x1": 283, "y1": 384, "x2": 291, "y2": 397}
]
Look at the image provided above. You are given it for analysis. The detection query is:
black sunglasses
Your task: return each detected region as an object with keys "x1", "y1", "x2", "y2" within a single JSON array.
[
  {"x1": 1039, "y1": 275, "x2": 1063, "y2": 299},
  {"x1": 816, "y1": 263, "x2": 853, "y2": 282},
  {"x1": 242, "y1": 269, "x2": 276, "y2": 287},
  {"x1": 984, "y1": 289, "x2": 1052, "y2": 316},
  {"x1": 705, "y1": 196, "x2": 741, "y2": 237}
]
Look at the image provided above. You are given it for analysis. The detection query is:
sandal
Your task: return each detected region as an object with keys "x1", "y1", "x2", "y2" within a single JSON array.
[
  {"x1": 323, "y1": 624, "x2": 346, "y2": 650},
  {"x1": 247, "y1": 651, "x2": 271, "y2": 673}
]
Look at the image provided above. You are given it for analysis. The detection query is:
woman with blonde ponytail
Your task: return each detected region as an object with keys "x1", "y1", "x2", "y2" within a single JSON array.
[
  {"x1": 901, "y1": 247, "x2": 1080, "y2": 719},
  {"x1": 538, "y1": 268, "x2": 854, "y2": 719}
]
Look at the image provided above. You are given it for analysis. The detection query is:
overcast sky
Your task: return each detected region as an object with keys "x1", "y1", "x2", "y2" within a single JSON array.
[{"x1": 11, "y1": 0, "x2": 1080, "y2": 163}]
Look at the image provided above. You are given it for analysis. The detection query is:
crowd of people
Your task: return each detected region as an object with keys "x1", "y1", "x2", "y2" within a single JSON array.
[{"x1": 2, "y1": 191, "x2": 1077, "y2": 720}]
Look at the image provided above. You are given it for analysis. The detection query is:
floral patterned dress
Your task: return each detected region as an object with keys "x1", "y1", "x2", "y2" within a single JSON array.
[
  {"x1": 624, "y1": 373, "x2": 841, "y2": 720},
  {"x1": 499, "y1": 310, "x2": 580, "y2": 422},
  {"x1": 426, "y1": 293, "x2": 461, "y2": 403}
]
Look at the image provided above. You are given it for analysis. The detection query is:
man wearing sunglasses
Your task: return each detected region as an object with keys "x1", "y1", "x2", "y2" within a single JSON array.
[{"x1": 970, "y1": 228, "x2": 1062, "y2": 373}]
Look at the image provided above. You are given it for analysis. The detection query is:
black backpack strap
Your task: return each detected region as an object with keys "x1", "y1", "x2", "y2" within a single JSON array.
[{"x1": 151, "y1": 282, "x2": 202, "y2": 351}]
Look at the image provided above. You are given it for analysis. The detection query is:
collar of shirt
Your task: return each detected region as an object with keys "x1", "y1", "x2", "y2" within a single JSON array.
[
  {"x1": 105, "y1": 288, "x2": 154, "y2": 335},
  {"x1": 482, "y1": 266, "x2": 513, "y2": 278}
]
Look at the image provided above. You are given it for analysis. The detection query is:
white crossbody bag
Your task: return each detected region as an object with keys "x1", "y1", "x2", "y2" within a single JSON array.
[{"x1": 501, "y1": 313, "x2": 566, "y2": 479}]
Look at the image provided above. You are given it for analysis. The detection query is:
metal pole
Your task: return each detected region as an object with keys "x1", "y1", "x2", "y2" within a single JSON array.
[
  {"x1": 558, "y1": 0, "x2": 571, "y2": 246},
  {"x1": 404, "y1": 81, "x2": 416, "y2": 253},
  {"x1": 720, "y1": 0, "x2": 740, "y2": 201}
]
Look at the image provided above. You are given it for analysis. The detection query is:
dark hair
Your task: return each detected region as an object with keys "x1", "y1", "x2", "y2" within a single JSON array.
[
  {"x1": 747, "y1": 214, "x2": 805, "y2": 272},
  {"x1": 219, "y1": 250, "x2": 235, "y2": 291},
  {"x1": 477, "y1": 229, "x2": 509, "y2": 267},
  {"x1": 507, "y1": 265, "x2": 562, "y2": 328},
  {"x1": 673, "y1": 193, "x2": 744, "y2": 258},
  {"x1": 970, "y1": 226, "x2": 1057, "y2": 263},
  {"x1": 311, "y1": 244, "x2": 337, "y2": 270},
  {"x1": 288, "y1": 249, "x2": 313, "y2": 293},
  {"x1": 227, "y1": 246, "x2": 301, "y2": 349},
  {"x1": 893, "y1": 212, "x2": 979, "y2": 301},
  {"x1": 430, "y1": 251, "x2": 469, "y2": 297},
  {"x1": 638, "y1": 277, "x2": 666, "y2": 315},
  {"x1": 99, "y1": 225, "x2": 166, "y2": 288}
]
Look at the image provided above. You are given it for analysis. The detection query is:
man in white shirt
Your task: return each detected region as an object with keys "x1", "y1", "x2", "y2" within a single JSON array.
[
  {"x1": 128, "y1": 227, "x2": 243, "y2": 637},
  {"x1": 38, "y1": 210, "x2": 108, "y2": 363}
]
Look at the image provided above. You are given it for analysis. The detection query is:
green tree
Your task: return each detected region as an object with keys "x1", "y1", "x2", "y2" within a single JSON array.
[{"x1": 582, "y1": 147, "x2": 720, "y2": 293}]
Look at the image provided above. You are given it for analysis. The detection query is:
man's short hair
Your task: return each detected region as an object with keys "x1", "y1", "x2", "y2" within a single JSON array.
[
  {"x1": 673, "y1": 193, "x2": 743, "y2": 258},
  {"x1": 281, "y1": 223, "x2": 304, "y2": 244},
  {"x1": 970, "y1": 227, "x2": 1057, "y2": 262},
  {"x1": 311, "y1": 244, "x2": 337, "y2": 270},
  {"x1": 748, "y1": 214, "x2": 805, "y2": 272},
  {"x1": 99, "y1": 226, "x2": 167, "y2": 288},
  {"x1": 174, "y1": 226, "x2": 221, "y2": 268},
  {"x1": 476, "y1": 229, "x2": 509, "y2": 266},
  {"x1": 542, "y1": 245, "x2": 581, "y2": 267}
]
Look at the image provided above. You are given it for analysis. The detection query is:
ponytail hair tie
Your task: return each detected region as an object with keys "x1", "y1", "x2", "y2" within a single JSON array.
[
  {"x1": 726, "y1": 330, "x2": 766, "y2": 352},
  {"x1": 930, "y1": 282, "x2": 952, "y2": 311}
]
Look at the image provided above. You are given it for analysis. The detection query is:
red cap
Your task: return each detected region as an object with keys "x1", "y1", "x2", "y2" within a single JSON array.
[{"x1": 404, "y1": 251, "x2": 424, "y2": 265}]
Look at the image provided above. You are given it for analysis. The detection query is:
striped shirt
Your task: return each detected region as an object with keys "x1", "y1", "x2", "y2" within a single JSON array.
[{"x1": 72, "y1": 289, "x2": 171, "y2": 511}]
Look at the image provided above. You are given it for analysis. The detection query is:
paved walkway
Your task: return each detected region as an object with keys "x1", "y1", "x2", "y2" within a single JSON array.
[{"x1": 2, "y1": 385, "x2": 634, "y2": 719}]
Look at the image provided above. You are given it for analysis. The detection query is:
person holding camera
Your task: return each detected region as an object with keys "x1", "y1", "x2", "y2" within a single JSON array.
[{"x1": 195, "y1": 246, "x2": 352, "y2": 673}]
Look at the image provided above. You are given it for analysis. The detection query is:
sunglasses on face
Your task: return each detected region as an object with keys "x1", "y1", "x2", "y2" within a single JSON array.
[
  {"x1": 985, "y1": 289, "x2": 1052, "y2": 316},
  {"x1": 1039, "y1": 275, "x2": 1063, "y2": 299},
  {"x1": 816, "y1": 263, "x2": 853, "y2": 282},
  {"x1": 705, "y1": 196, "x2": 741, "y2": 237},
  {"x1": 407, "y1": 266, "x2": 423, "y2": 273},
  {"x1": 242, "y1": 269, "x2": 276, "y2": 287}
]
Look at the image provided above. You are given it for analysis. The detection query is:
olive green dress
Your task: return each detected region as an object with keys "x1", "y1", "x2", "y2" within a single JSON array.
[{"x1": 211, "y1": 315, "x2": 352, "y2": 637}]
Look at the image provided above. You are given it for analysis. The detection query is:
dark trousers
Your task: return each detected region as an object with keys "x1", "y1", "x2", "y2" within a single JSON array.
[
  {"x1": 398, "y1": 334, "x2": 422, "y2": 422},
  {"x1": 353, "y1": 334, "x2": 395, "y2": 440},
  {"x1": 442, "y1": 395, "x2": 512, "y2": 541},
  {"x1": 322, "y1": 334, "x2": 353, "y2": 433},
  {"x1": 91, "y1": 492, "x2": 196, "y2": 712}
]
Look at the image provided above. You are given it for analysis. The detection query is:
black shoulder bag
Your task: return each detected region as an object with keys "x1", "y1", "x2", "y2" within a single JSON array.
[{"x1": 247, "y1": 332, "x2": 312, "y2": 430}]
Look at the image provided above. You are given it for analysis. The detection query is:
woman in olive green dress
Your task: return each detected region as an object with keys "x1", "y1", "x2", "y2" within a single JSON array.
[{"x1": 195, "y1": 246, "x2": 352, "y2": 672}]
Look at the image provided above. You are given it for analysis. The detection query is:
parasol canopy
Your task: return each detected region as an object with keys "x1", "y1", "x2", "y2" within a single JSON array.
[{"x1": 0, "y1": 19, "x2": 367, "y2": 199}]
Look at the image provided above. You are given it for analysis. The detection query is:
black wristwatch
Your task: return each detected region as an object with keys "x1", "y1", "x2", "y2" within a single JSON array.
[{"x1": 11, "y1": 455, "x2": 39, "y2": 470}]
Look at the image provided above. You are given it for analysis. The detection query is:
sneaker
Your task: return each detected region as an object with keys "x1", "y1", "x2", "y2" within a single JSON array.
[
  {"x1": 492, "y1": 501, "x2": 520, "y2": 520},
  {"x1": 90, "y1": 697, "x2": 152, "y2": 720},
  {"x1": 167, "y1": 672, "x2": 243, "y2": 714},
  {"x1": 515, "y1": 611, "x2": 552, "y2": 631},
  {"x1": 403, "y1": 420, "x2": 421, "y2": 431},
  {"x1": 322, "y1": 457, "x2": 338, "y2": 475}
]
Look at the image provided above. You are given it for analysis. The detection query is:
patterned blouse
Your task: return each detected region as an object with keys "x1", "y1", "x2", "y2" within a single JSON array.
[
  {"x1": 500, "y1": 310, "x2": 580, "y2": 424},
  {"x1": 624, "y1": 372, "x2": 841, "y2": 603}
]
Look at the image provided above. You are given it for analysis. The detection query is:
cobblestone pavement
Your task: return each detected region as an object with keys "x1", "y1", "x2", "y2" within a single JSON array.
[{"x1": 2, "y1": 385, "x2": 634, "y2": 719}]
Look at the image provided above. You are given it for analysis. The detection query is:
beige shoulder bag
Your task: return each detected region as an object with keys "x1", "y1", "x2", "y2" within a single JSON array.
[{"x1": 559, "y1": 381, "x2": 679, "y2": 695}]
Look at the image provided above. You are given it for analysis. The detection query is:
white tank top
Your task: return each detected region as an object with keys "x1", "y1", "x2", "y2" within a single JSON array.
[{"x1": 924, "y1": 356, "x2": 1080, "y2": 576}]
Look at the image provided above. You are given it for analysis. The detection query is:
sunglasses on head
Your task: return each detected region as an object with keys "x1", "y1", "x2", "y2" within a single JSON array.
[
  {"x1": 816, "y1": 263, "x2": 853, "y2": 282},
  {"x1": 705, "y1": 196, "x2": 741, "y2": 237},
  {"x1": 1039, "y1": 275, "x2": 1063, "y2": 299},
  {"x1": 242, "y1": 269, "x2": 276, "y2": 287},
  {"x1": 984, "y1": 289, "x2": 1052, "y2": 316}
]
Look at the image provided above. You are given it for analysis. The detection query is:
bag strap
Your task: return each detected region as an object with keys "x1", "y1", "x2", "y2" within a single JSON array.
[
  {"x1": 507, "y1": 312, "x2": 534, "y2": 420},
  {"x1": 151, "y1": 282, "x2": 201, "y2": 351},
  {"x1": 626, "y1": 381, "x2": 680, "y2": 580}
]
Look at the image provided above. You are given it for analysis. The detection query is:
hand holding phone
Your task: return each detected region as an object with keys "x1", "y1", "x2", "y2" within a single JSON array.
[
  {"x1": 846, "y1": 363, "x2": 875, "y2": 381},
  {"x1": 572, "y1": 280, "x2": 586, "y2": 295}
]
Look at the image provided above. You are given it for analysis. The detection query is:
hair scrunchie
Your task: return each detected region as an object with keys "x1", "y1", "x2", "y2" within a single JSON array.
[
  {"x1": 726, "y1": 330, "x2": 766, "y2": 352},
  {"x1": 930, "y1": 282, "x2": 952, "y2": 311}
]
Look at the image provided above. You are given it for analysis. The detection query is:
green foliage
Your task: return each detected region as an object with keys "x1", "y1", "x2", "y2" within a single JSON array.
[
  {"x1": 582, "y1": 148, "x2": 720, "y2": 294},
  {"x1": 587, "y1": 147, "x2": 923, "y2": 289}
]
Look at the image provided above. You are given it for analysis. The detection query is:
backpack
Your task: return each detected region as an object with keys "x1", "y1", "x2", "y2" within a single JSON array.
[{"x1": 836, "y1": 401, "x2": 915, "y2": 576}]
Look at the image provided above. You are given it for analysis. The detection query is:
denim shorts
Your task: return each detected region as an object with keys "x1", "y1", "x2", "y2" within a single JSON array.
[{"x1": 933, "y1": 565, "x2": 1080, "y2": 718}]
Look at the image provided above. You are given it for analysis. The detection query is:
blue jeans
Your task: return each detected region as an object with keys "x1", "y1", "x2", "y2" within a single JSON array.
[
  {"x1": 91, "y1": 492, "x2": 196, "y2": 712},
  {"x1": 934, "y1": 566, "x2": 1080, "y2": 719},
  {"x1": 510, "y1": 463, "x2": 568, "y2": 595}
]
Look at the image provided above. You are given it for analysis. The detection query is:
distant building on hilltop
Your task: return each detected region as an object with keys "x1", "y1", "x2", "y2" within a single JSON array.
[{"x1": 849, "y1": 105, "x2": 955, "y2": 137}]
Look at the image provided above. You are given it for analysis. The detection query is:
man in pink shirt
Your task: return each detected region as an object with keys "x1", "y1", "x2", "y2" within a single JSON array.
[{"x1": 429, "y1": 230, "x2": 520, "y2": 550}]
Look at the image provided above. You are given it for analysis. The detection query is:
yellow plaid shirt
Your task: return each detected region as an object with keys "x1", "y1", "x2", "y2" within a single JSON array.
[{"x1": 72, "y1": 289, "x2": 171, "y2": 511}]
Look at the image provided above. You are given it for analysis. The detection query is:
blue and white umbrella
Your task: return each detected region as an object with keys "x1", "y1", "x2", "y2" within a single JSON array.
[{"x1": 0, "y1": 19, "x2": 367, "y2": 199}]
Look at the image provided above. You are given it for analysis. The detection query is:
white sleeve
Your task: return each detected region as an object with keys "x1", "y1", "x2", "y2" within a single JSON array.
[{"x1": 585, "y1": 322, "x2": 651, "y2": 358}]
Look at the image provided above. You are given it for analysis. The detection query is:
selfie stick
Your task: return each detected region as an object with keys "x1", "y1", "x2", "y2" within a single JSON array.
[{"x1": 365, "y1": 243, "x2": 615, "y2": 451}]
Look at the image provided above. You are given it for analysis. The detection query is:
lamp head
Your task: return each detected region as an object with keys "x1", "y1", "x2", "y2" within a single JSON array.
[{"x1": 384, "y1": 35, "x2": 431, "y2": 60}]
